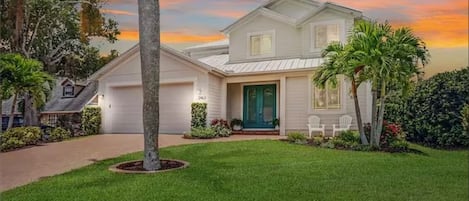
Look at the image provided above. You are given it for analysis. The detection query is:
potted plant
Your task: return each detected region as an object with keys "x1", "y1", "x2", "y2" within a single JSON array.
[
  {"x1": 273, "y1": 118, "x2": 280, "y2": 130},
  {"x1": 230, "y1": 118, "x2": 243, "y2": 131}
]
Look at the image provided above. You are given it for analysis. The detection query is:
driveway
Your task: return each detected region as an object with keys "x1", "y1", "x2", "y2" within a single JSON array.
[{"x1": 0, "y1": 134, "x2": 283, "y2": 191}]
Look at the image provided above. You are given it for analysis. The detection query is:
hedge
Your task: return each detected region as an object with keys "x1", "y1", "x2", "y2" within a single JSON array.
[
  {"x1": 82, "y1": 107, "x2": 101, "y2": 135},
  {"x1": 191, "y1": 103, "x2": 207, "y2": 128}
]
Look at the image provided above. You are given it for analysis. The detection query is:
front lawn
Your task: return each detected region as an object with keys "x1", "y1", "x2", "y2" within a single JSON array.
[{"x1": 2, "y1": 140, "x2": 468, "y2": 201}]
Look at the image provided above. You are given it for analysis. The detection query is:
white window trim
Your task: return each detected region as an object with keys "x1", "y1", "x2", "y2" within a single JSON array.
[
  {"x1": 310, "y1": 19, "x2": 346, "y2": 53},
  {"x1": 308, "y1": 75, "x2": 347, "y2": 115},
  {"x1": 246, "y1": 30, "x2": 276, "y2": 59}
]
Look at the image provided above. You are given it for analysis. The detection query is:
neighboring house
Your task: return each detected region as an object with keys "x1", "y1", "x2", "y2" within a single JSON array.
[
  {"x1": 92, "y1": 0, "x2": 372, "y2": 135},
  {"x1": 1, "y1": 78, "x2": 97, "y2": 130}
]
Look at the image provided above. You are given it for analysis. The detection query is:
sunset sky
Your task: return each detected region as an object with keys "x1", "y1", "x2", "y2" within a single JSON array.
[{"x1": 95, "y1": 0, "x2": 468, "y2": 77}]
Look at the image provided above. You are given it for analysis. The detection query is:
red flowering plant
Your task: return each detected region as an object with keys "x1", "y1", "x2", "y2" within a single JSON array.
[
  {"x1": 380, "y1": 121, "x2": 406, "y2": 148},
  {"x1": 210, "y1": 119, "x2": 232, "y2": 137}
]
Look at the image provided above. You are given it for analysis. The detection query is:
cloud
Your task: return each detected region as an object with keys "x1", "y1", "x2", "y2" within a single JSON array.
[
  {"x1": 203, "y1": 10, "x2": 248, "y2": 19},
  {"x1": 118, "y1": 30, "x2": 225, "y2": 43},
  {"x1": 100, "y1": 9, "x2": 136, "y2": 16}
]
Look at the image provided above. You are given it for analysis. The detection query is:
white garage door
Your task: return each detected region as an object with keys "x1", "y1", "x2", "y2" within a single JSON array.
[{"x1": 109, "y1": 83, "x2": 193, "y2": 134}]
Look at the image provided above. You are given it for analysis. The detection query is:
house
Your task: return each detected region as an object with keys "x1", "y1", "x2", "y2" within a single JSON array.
[
  {"x1": 93, "y1": 0, "x2": 372, "y2": 135},
  {"x1": 1, "y1": 78, "x2": 97, "y2": 131}
]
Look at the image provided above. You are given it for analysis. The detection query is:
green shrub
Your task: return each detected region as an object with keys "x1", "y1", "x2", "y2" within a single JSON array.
[
  {"x1": 82, "y1": 107, "x2": 101, "y2": 135},
  {"x1": 331, "y1": 138, "x2": 359, "y2": 149},
  {"x1": 462, "y1": 104, "x2": 469, "y2": 136},
  {"x1": 190, "y1": 127, "x2": 216, "y2": 139},
  {"x1": 388, "y1": 140, "x2": 410, "y2": 152},
  {"x1": 312, "y1": 136, "x2": 324, "y2": 146},
  {"x1": 336, "y1": 130, "x2": 360, "y2": 143},
  {"x1": 404, "y1": 68, "x2": 469, "y2": 148},
  {"x1": 50, "y1": 127, "x2": 71, "y2": 142},
  {"x1": 320, "y1": 141, "x2": 335, "y2": 149},
  {"x1": 191, "y1": 103, "x2": 207, "y2": 128},
  {"x1": 287, "y1": 132, "x2": 307, "y2": 144},
  {"x1": 210, "y1": 119, "x2": 232, "y2": 137},
  {"x1": 0, "y1": 127, "x2": 42, "y2": 151}
]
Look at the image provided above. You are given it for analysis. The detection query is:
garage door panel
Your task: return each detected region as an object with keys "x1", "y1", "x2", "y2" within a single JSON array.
[{"x1": 109, "y1": 83, "x2": 193, "y2": 134}]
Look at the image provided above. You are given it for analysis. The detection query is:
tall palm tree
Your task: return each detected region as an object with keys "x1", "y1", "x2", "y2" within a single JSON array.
[
  {"x1": 138, "y1": 0, "x2": 161, "y2": 171},
  {"x1": 349, "y1": 20, "x2": 429, "y2": 147},
  {"x1": 0, "y1": 53, "x2": 52, "y2": 129},
  {"x1": 313, "y1": 42, "x2": 369, "y2": 144}
]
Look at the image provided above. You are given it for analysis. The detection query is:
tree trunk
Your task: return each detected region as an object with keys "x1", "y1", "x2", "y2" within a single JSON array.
[
  {"x1": 351, "y1": 77, "x2": 368, "y2": 145},
  {"x1": 23, "y1": 92, "x2": 39, "y2": 126},
  {"x1": 0, "y1": 95, "x2": 3, "y2": 134},
  {"x1": 375, "y1": 82, "x2": 387, "y2": 147},
  {"x1": 370, "y1": 88, "x2": 378, "y2": 147},
  {"x1": 138, "y1": 0, "x2": 161, "y2": 171},
  {"x1": 7, "y1": 93, "x2": 18, "y2": 129},
  {"x1": 13, "y1": 0, "x2": 24, "y2": 52}
]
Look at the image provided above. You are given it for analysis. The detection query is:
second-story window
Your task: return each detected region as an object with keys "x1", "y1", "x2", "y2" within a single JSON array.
[
  {"x1": 248, "y1": 30, "x2": 275, "y2": 58},
  {"x1": 63, "y1": 85, "x2": 74, "y2": 97},
  {"x1": 311, "y1": 20, "x2": 344, "y2": 51}
]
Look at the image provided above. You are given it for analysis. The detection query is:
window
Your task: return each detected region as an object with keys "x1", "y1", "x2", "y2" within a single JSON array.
[
  {"x1": 311, "y1": 20, "x2": 343, "y2": 51},
  {"x1": 247, "y1": 30, "x2": 275, "y2": 58},
  {"x1": 312, "y1": 80, "x2": 341, "y2": 110},
  {"x1": 63, "y1": 85, "x2": 74, "y2": 97}
]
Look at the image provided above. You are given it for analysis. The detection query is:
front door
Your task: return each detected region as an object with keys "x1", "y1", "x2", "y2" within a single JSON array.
[{"x1": 243, "y1": 84, "x2": 276, "y2": 128}]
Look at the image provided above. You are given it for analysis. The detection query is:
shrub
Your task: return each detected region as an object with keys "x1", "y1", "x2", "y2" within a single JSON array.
[
  {"x1": 230, "y1": 118, "x2": 243, "y2": 128},
  {"x1": 82, "y1": 107, "x2": 101, "y2": 135},
  {"x1": 462, "y1": 104, "x2": 469, "y2": 136},
  {"x1": 404, "y1": 67, "x2": 469, "y2": 148},
  {"x1": 287, "y1": 132, "x2": 307, "y2": 144},
  {"x1": 210, "y1": 119, "x2": 231, "y2": 137},
  {"x1": 0, "y1": 127, "x2": 42, "y2": 151},
  {"x1": 50, "y1": 127, "x2": 71, "y2": 142},
  {"x1": 336, "y1": 130, "x2": 360, "y2": 143},
  {"x1": 190, "y1": 127, "x2": 216, "y2": 139},
  {"x1": 312, "y1": 136, "x2": 324, "y2": 146},
  {"x1": 331, "y1": 138, "x2": 359, "y2": 149},
  {"x1": 388, "y1": 140, "x2": 410, "y2": 152},
  {"x1": 191, "y1": 103, "x2": 207, "y2": 128},
  {"x1": 380, "y1": 122, "x2": 406, "y2": 148}
]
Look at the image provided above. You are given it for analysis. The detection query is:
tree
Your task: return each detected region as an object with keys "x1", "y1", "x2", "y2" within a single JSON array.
[
  {"x1": 313, "y1": 42, "x2": 369, "y2": 145},
  {"x1": 349, "y1": 21, "x2": 429, "y2": 147},
  {"x1": 0, "y1": 53, "x2": 52, "y2": 129},
  {"x1": 138, "y1": 0, "x2": 161, "y2": 170}
]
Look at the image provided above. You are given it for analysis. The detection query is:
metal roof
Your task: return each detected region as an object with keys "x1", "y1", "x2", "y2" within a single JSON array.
[
  {"x1": 184, "y1": 39, "x2": 229, "y2": 51},
  {"x1": 199, "y1": 54, "x2": 324, "y2": 75}
]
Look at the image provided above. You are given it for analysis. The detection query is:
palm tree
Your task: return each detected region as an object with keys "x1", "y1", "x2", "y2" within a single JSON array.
[
  {"x1": 137, "y1": 0, "x2": 161, "y2": 171},
  {"x1": 0, "y1": 54, "x2": 52, "y2": 129},
  {"x1": 313, "y1": 42, "x2": 369, "y2": 145},
  {"x1": 349, "y1": 20, "x2": 429, "y2": 147}
]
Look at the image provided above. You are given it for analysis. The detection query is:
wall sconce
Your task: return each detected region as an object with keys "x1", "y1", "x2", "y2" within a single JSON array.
[{"x1": 197, "y1": 88, "x2": 206, "y2": 100}]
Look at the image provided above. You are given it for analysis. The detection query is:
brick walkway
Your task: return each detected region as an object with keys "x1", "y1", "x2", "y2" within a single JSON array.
[{"x1": 0, "y1": 134, "x2": 283, "y2": 191}]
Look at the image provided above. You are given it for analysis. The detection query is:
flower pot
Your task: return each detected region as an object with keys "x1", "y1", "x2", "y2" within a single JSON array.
[
  {"x1": 233, "y1": 125, "x2": 242, "y2": 131},
  {"x1": 275, "y1": 125, "x2": 279, "y2": 130}
]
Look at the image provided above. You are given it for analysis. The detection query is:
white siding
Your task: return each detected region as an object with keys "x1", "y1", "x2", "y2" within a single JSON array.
[
  {"x1": 207, "y1": 74, "x2": 222, "y2": 123},
  {"x1": 227, "y1": 83, "x2": 242, "y2": 120},
  {"x1": 285, "y1": 76, "x2": 309, "y2": 130}
]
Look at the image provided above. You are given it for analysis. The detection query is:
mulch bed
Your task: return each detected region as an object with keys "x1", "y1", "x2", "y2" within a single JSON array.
[{"x1": 115, "y1": 160, "x2": 186, "y2": 172}]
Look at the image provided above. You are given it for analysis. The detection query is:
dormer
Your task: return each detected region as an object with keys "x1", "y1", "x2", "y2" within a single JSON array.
[{"x1": 60, "y1": 79, "x2": 86, "y2": 98}]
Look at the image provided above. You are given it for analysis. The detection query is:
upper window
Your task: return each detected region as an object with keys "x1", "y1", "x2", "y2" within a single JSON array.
[
  {"x1": 247, "y1": 30, "x2": 275, "y2": 58},
  {"x1": 311, "y1": 20, "x2": 344, "y2": 51},
  {"x1": 63, "y1": 85, "x2": 74, "y2": 97},
  {"x1": 312, "y1": 80, "x2": 341, "y2": 110}
]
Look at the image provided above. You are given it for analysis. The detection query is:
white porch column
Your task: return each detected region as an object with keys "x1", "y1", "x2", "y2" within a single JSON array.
[
  {"x1": 221, "y1": 79, "x2": 227, "y2": 119},
  {"x1": 280, "y1": 76, "x2": 286, "y2": 136}
]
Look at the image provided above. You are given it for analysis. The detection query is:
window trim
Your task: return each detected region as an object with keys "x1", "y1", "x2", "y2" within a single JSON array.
[
  {"x1": 246, "y1": 30, "x2": 276, "y2": 59},
  {"x1": 63, "y1": 84, "x2": 74, "y2": 97},
  {"x1": 308, "y1": 75, "x2": 347, "y2": 114},
  {"x1": 310, "y1": 19, "x2": 346, "y2": 53}
]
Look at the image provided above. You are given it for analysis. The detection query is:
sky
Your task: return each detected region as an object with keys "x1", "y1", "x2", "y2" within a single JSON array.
[{"x1": 94, "y1": 0, "x2": 469, "y2": 77}]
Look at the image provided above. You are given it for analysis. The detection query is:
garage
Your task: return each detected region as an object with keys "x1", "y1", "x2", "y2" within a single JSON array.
[{"x1": 109, "y1": 83, "x2": 193, "y2": 134}]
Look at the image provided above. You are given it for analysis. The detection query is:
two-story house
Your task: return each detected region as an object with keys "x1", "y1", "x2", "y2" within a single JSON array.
[{"x1": 92, "y1": 0, "x2": 372, "y2": 135}]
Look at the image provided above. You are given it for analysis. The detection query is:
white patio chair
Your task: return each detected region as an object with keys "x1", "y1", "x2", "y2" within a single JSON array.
[
  {"x1": 332, "y1": 115, "x2": 353, "y2": 137},
  {"x1": 307, "y1": 115, "x2": 325, "y2": 138}
]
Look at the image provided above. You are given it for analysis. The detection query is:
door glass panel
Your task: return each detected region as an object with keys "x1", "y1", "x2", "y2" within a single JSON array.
[
  {"x1": 263, "y1": 87, "x2": 274, "y2": 124},
  {"x1": 247, "y1": 88, "x2": 257, "y2": 123}
]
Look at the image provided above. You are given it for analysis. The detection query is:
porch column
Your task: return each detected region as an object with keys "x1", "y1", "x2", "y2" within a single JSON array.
[
  {"x1": 221, "y1": 79, "x2": 227, "y2": 120},
  {"x1": 280, "y1": 76, "x2": 286, "y2": 136}
]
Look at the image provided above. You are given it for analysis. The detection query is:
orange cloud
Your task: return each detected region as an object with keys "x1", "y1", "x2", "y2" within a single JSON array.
[
  {"x1": 160, "y1": 0, "x2": 191, "y2": 8},
  {"x1": 204, "y1": 10, "x2": 247, "y2": 19},
  {"x1": 118, "y1": 30, "x2": 225, "y2": 43},
  {"x1": 100, "y1": 9, "x2": 136, "y2": 16}
]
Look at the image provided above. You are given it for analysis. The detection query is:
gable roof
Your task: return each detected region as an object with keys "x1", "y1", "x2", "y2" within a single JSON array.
[
  {"x1": 222, "y1": 0, "x2": 362, "y2": 34},
  {"x1": 89, "y1": 44, "x2": 223, "y2": 81},
  {"x1": 42, "y1": 80, "x2": 98, "y2": 114}
]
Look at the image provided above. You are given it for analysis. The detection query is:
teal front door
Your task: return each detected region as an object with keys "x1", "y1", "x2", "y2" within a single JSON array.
[{"x1": 243, "y1": 84, "x2": 276, "y2": 128}]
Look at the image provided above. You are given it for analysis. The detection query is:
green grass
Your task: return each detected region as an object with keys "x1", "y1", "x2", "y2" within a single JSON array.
[{"x1": 2, "y1": 140, "x2": 468, "y2": 201}]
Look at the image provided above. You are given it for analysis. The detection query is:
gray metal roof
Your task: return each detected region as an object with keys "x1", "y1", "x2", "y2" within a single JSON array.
[
  {"x1": 184, "y1": 39, "x2": 229, "y2": 51},
  {"x1": 198, "y1": 54, "x2": 324, "y2": 74},
  {"x1": 42, "y1": 80, "x2": 98, "y2": 113},
  {"x1": 1, "y1": 98, "x2": 21, "y2": 115}
]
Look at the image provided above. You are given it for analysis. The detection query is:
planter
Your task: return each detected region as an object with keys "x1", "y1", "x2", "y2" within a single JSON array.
[
  {"x1": 232, "y1": 125, "x2": 242, "y2": 131},
  {"x1": 275, "y1": 125, "x2": 279, "y2": 130}
]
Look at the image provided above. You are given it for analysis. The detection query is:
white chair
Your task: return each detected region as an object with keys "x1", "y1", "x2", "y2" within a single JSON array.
[
  {"x1": 332, "y1": 115, "x2": 353, "y2": 137},
  {"x1": 307, "y1": 116, "x2": 325, "y2": 138}
]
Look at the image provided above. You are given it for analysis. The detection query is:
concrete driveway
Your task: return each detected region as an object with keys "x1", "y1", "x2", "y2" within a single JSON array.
[{"x1": 0, "y1": 134, "x2": 283, "y2": 191}]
